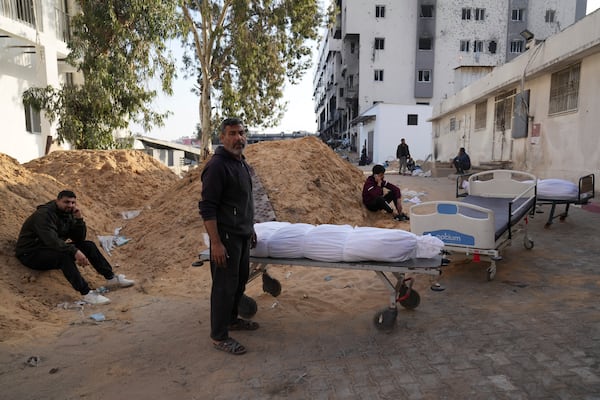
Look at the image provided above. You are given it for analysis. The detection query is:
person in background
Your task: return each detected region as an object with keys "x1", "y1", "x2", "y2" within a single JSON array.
[
  {"x1": 199, "y1": 117, "x2": 258, "y2": 356},
  {"x1": 15, "y1": 190, "x2": 135, "y2": 305},
  {"x1": 362, "y1": 164, "x2": 409, "y2": 221},
  {"x1": 396, "y1": 138, "x2": 411, "y2": 175},
  {"x1": 452, "y1": 147, "x2": 471, "y2": 174}
]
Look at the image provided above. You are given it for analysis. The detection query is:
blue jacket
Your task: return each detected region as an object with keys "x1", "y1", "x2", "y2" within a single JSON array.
[{"x1": 199, "y1": 146, "x2": 254, "y2": 237}]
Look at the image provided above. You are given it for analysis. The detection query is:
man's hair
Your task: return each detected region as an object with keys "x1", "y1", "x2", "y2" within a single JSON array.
[
  {"x1": 372, "y1": 164, "x2": 386, "y2": 175},
  {"x1": 219, "y1": 117, "x2": 245, "y2": 134},
  {"x1": 459, "y1": 147, "x2": 465, "y2": 153},
  {"x1": 57, "y1": 190, "x2": 76, "y2": 199}
]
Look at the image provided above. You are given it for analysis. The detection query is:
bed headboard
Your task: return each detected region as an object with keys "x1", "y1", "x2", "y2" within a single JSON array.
[{"x1": 468, "y1": 170, "x2": 537, "y2": 198}]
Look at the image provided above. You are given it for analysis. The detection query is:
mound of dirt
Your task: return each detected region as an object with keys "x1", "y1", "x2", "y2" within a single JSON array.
[
  {"x1": 24, "y1": 150, "x2": 179, "y2": 211},
  {"x1": 0, "y1": 138, "x2": 412, "y2": 343}
]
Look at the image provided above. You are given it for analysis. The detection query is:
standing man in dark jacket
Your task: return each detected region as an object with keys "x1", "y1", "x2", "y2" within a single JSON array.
[
  {"x1": 396, "y1": 138, "x2": 411, "y2": 175},
  {"x1": 15, "y1": 190, "x2": 135, "y2": 305},
  {"x1": 199, "y1": 117, "x2": 258, "y2": 356},
  {"x1": 362, "y1": 164, "x2": 409, "y2": 221}
]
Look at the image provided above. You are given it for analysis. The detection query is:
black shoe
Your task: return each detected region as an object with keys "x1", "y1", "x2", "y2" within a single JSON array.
[{"x1": 394, "y1": 213, "x2": 410, "y2": 222}]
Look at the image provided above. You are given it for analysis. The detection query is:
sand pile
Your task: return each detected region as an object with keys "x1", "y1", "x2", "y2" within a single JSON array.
[
  {"x1": 0, "y1": 137, "x2": 414, "y2": 342},
  {"x1": 24, "y1": 150, "x2": 179, "y2": 210}
]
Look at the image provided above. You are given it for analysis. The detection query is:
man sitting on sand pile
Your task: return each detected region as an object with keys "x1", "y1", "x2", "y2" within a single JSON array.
[{"x1": 362, "y1": 164, "x2": 409, "y2": 221}]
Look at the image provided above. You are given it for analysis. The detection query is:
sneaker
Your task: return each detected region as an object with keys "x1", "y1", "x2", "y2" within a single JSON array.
[
  {"x1": 394, "y1": 213, "x2": 410, "y2": 222},
  {"x1": 106, "y1": 274, "x2": 135, "y2": 288},
  {"x1": 82, "y1": 290, "x2": 111, "y2": 305}
]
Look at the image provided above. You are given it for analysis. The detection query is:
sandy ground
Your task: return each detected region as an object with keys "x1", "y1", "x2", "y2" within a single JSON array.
[
  {"x1": 0, "y1": 138, "x2": 452, "y2": 397},
  {"x1": 3, "y1": 138, "x2": 596, "y2": 399}
]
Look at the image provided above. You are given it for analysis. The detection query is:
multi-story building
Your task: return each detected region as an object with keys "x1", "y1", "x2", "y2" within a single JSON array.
[
  {"x1": 1, "y1": 0, "x2": 79, "y2": 163},
  {"x1": 314, "y1": 0, "x2": 587, "y2": 163}
]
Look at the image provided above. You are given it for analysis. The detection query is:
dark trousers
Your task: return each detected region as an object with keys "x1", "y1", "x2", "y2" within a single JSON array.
[
  {"x1": 17, "y1": 240, "x2": 114, "y2": 295},
  {"x1": 453, "y1": 159, "x2": 469, "y2": 174},
  {"x1": 365, "y1": 192, "x2": 397, "y2": 214},
  {"x1": 209, "y1": 233, "x2": 250, "y2": 341}
]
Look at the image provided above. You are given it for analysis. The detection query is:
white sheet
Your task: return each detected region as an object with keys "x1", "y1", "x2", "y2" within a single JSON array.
[{"x1": 251, "y1": 222, "x2": 443, "y2": 263}]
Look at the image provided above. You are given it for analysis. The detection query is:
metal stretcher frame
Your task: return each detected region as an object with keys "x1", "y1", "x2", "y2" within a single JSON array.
[
  {"x1": 410, "y1": 170, "x2": 537, "y2": 281},
  {"x1": 196, "y1": 249, "x2": 444, "y2": 331},
  {"x1": 536, "y1": 174, "x2": 595, "y2": 228}
]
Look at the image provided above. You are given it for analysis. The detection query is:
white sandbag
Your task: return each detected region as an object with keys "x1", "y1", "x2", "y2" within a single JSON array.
[
  {"x1": 415, "y1": 234, "x2": 444, "y2": 259},
  {"x1": 251, "y1": 221, "x2": 291, "y2": 257},
  {"x1": 303, "y1": 224, "x2": 353, "y2": 262},
  {"x1": 268, "y1": 223, "x2": 315, "y2": 258},
  {"x1": 343, "y1": 226, "x2": 418, "y2": 262},
  {"x1": 537, "y1": 178, "x2": 578, "y2": 200}
]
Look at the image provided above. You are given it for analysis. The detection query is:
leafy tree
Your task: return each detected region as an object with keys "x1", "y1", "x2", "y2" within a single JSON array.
[
  {"x1": 23, "y1": 0, "x2": 179, "y2": 149},
  {"x1": 180, "y1": 0, "x2": 322, "y2": 158}
]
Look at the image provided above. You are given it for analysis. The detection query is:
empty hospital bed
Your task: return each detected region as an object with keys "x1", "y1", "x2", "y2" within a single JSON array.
[
  {"x1": 536, "y1": 174, "x2": 595, "y2": 228},
  {"x1": 194, "y1": 249, "x2": 446, "y2": 332},
  {"x1": 410, "y1": 170, "x2": 537, "y2": 281}
]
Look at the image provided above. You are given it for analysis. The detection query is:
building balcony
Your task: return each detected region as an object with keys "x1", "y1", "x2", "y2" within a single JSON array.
[
  {"x1": 0, "y1": 0, "x2": 42, "y2": 30},
  {"x1": 54, "y1": 7, "x2": 70, "y2": 42}
]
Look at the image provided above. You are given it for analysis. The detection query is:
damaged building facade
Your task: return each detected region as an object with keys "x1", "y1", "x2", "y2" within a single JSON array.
[{"x1": 313, "y1": 0, "x2": 587, "y2": 164}]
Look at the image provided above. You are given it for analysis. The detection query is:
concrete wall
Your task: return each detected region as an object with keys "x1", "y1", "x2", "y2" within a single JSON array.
[
  {"x1": 0, "y1": 0, "x2": 75, "y2": 163},
  {"x1": 358, "y1": 103, "x2": 433, "y2": 165},
  {"x1": 431, "y1": 9, "x2": 600, "y2": 182}
]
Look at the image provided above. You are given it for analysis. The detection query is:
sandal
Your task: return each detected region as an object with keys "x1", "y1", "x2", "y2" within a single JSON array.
[
  {"x1": 229, "y1": 318, "x2": 260, "y2": 331},
  {"x1": 213, "y1": 337, "x2": 247, "y2": 355}
]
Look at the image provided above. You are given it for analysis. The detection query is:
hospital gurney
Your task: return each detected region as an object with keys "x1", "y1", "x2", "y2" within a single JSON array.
[
  {"x1": 536, "y1": 174, "x2": 595, "y2": 228},
  {"x1": 194, "y1": 249, "x2": 446, "y2": 332},
  {"x1": 410, "y1": 170, "x2": 537, "y2": 281}
]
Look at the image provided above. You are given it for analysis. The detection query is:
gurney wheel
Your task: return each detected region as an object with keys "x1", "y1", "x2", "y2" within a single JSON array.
[
  {"x1": 262, "y1": 272, "x2": 282, "y2": 297},
  {"x1": 238, "y1": 294, "x2": 258, "y2": 319},
  {"x1": 373, "y1": 308, "x2": 397, "y2": 332},
  {"x1": 523, "y1": 237, "x2": 534, "y2": 250},
  {"x1": 398, "y1": 287, "x2": 421, "y2": 310}
]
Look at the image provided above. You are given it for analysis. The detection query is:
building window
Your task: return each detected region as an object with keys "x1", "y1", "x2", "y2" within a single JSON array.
[
  {"x1": 339, "y1": 88, "x2": 344, "y2": 98},
  {"x1": 375, "y1": 5, "x2": 385, "y2": 18},
  {"x1": 462, "y1": 8, "x2": 471, "y2": 20},
  {"x1": 374, "y1": 69, "x2": 384, "y2": 81},
  {"x1": 450, "y1": 117, "x2": 456, "y2": 131},
  {"x1": 460, "y1": 40, "x2": 470, "y2": 52},
  {"x1": 473, "y1": 40, "x2": 484, "y2": 53},
  {"x1": 549, "y1": 63, "x2": 580, "y2": 114},
  {"x1": 24, "y1": 104, "x2": 42, "y2": 134},
  {"x1": 348, "y1": 75, "x2": 354, "y2": 88},
  {"x1": 350, "y1": 42, "x2": 356, "y2": 54},
  {"x1": 510, "y1": 40, "x2": 524, "y2": 53},
  {"x1": 65, "y1": 72, "x2": 74, "y2": 86},
  {"x1": 418, "y1": 70, "x2": 431, "y2": 82},
  {"x1": 419, "y1": 37, "x2": 432, "y2": 50},
  {"x1": 374, "y1": 37, "x2": 385, "y2": 50},
  {"x1": 511, "y1": 8, "x2": 524, "y2": 21},
  {"x1": 475, "y1": 100, "x2": 487, "y2": 129},
  {"x1": 494, "y1": 90, "x2": 516, "y2": 131},
  {"x1": 420, "y1": 4, "x2": 433, "y2": 18},
  {"x1": 407, "y1": 114, "x2": 418, "y2": 125},
  {"x1": 475, "y1": 8, "x2": 485, "y2": 20},
  {"x1": 545, "y1": 9, "x2": 556, "y2": 23}
]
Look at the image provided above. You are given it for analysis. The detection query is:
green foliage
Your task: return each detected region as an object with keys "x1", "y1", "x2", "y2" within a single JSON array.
[
  {"x1": 22, "y1": 0, "x2": 180, "y2": 149},
  {"x1": 180, "y1": 0, "x2": 323, "y2": 157}
]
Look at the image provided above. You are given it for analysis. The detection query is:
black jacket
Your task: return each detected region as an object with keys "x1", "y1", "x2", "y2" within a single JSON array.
[
  {"x1": 396, "y1": 143, "x2": 410, "y2": 158},
  {"x1": 199, "y1": 146, "x2": 254, "y2": 237},
  {"x1": 15, "y1": 201, "x2": 86, "y2": 257}
]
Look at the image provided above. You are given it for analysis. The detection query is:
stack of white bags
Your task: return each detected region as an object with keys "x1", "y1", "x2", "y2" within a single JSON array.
[{"x1": 251, "y1": 222, "x2": 444, "y2": 263}]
